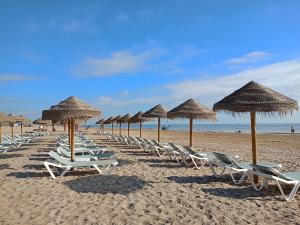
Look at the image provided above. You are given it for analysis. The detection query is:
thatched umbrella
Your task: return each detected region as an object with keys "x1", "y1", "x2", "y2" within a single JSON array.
[
  {"x1": 96, "y1": 119, "x2": 105, "y2": 132},
  {"x1": 129, "y1": 111, "x2": 150, "y2": 138},
  {"x1": 7, "y1": 113, "x2": 28, "y2": 140},
  {"x1": 17, "y1": 115, "x2": 31, "y2": 137},
  {"x1": 112, "y1": 115, "x2": 121, "y2": 135},
  {"x1": 0, "y1": 112, "x2": 9, "y2": 143},
  {"x1": 168, "y1": 98, "x2": 216, "y2": 147},
  {"x1": 213, "y1": 81, "x2": 298, "y2": 180},
  {"x1": 143, "y1": 104, "x2": 167, "y2": 142},
  {"x1": 33, "y1": 118, "x2": 52, "y2": 131},
  {"x1": 104, "y1": 116, "x2": 113, "y2": 133},
  {"x1": 42, "y1": 96, "x2": 101, "y2": 161},
  {"x1": 118, "y1": 114, "x2": 131, "y2": 136}
]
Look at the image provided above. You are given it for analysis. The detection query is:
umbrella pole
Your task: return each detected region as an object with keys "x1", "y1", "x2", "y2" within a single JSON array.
[
  {"x1": 11, "y1": 125, "x2": 14, "y2": 142},
  {"x1": 0, "y1": 124, "x2": 2, "y2": 143},
  {"x1": 71, "y1": 118, "x2": 75, "y2": 162},
  {"x1": 119, "y1": 123, "x2": 121, "y2": 135},
  {"x1": 64, "y1": 122, "x2": 66, "y2": 132},
  {"x1": 139, "y1": 121, "x2": 142, "y2": 138},
  {"x1": 251, "y1": 111, "x2": 258, "y2": 183},
  {"x1": 189, "y1": 118, "x2": 193, "y2": 147},
  {"x1": 68, "y1": 119, "x2": 71, "y2": 149},
  {"x1": 112, "y1": 124, "x2": 114, "y2": 134},
  {"x1": 52, "y1": 123, "x2": 55, "y2": 132},
  {"x1": 158, "y1": 117, "x2": 161, "y2": 142},
  {"x1": 128, "y1": 122, "x2": 130, "y2": 137},
  {"x1": 21, "y1": 122, "x2": 23, "y2": 137}
]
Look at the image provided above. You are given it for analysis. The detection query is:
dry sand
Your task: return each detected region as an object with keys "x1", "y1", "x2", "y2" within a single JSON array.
[{"x1": 0, "y1": 126, "x2": 299, "y2": 225}]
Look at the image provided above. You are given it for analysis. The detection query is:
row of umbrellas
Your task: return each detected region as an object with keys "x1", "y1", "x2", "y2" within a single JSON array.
[
  {"x1": 0, "y1": 113, "x2": 30, "y2": 142},
  {"x1": 97, "y1": 81, "x2": 298, "y2": 171}
]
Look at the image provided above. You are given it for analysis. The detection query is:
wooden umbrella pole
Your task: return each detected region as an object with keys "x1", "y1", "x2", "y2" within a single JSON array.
[
  {"x1": 250, "y1": 111, "x2": 258, "y2": 183},
  {"x1": 139, "y1": 121, "x2": 142, "y2": 138},
  {"x1": 52, "y1": 123, "x2": 55, "y2": 132},
  {"x1": 21, "y1": 122, "x2": 23, "y2": 137},
  {"x1": 64, "y1": 122, "x2": 66, "y2": 132},
  {"x1": 119, "y1": 123, "x2": 121, "y2": 135},
  {"x1": 189, "y1": 118, "x2": 193, "y2": 147},
  {"x1": 127, "y1": 122, "x2": 130, "y2": 137},
  {"x1": 112, "y1": 123, "x2": 114, "y2": 134},
  {"x1": 0, "y1": 124, "x2": 2, "y2": 143},
  {"x1": 11, "y1": 125, "x2": 14, "y2": 141},
  {"x1": 71, "y1": 118, "x2": 75, "y2": 162},
  {"x1": 68, "y1": 119, "x2": 71, "y2": 150},
  {"x1": 158, "y1": 117, "x2": 161, "y2": 142}
]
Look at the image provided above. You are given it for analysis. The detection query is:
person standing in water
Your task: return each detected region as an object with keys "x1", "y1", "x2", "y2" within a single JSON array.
[{"x1": 291, "y1": 126, "x2": 295, "y2": 135}]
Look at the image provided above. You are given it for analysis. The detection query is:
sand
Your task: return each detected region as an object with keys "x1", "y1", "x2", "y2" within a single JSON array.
[{"x1": 0, "y1": 125, "x2": 299, "y2": 225}]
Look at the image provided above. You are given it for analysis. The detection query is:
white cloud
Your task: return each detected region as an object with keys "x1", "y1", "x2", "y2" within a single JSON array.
[
  {"x1": 167, "y1": 59, "x2": 300, "y2": 106},
  {"x1": 73, "y1": 49, "x2": 165, "y2": 77},
  {"x1": 225, "y1": 51, "x2": 272, "y2": 65},
  {"x1": 0, "y1": 74, "x2": 44, "y2": 82},
  {"x1": 114, "y1": 13, "x2": 130, "y2": 23}
]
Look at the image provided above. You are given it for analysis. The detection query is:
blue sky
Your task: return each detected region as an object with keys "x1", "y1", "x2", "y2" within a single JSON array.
[{"x1": 0, "y1": 0, "x2": 300, "y2": 124}]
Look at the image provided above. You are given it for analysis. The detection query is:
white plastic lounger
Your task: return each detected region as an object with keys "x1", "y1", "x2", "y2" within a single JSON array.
[
  {"x1": 56, "y1": 146, "x2": 115, "y2": 160},
  {"x1": 248, "y1": 164, "x2": 300, "y2": 202},
  {"x1": 44, "y1": 151, "x2": 118, "y2": 179},
  {"x1": 212, "y1": 152, "x2": 281, "y2": 185}
]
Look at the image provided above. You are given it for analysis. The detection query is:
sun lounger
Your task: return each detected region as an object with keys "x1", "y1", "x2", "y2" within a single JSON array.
[
  {"x1": 44, "y1": 151, "x2": 118, "y2": 179},
  {"x1": 248, "y1": 164, "x2": 300, "y2": 202},
  {"x1": 212, "y1": 152, "x2": 281, "y2": 185}
]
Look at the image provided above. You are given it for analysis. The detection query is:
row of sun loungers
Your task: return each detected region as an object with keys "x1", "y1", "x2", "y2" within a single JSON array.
[
  {"x1": 0, "y1": 131, "x2": 45, "y2": 153},
  {"x1": 44, "y1": 133, "x2": 118, "y2": 179},
  {"x1": 102, "y1": 131, "x2": 299, "y2": 202}
]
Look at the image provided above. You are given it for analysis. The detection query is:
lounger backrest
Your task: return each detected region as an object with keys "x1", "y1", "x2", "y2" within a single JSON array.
[
  {"x1": 182, "y1": 146, "x2": 197, "y2": 155},
  {"x1": 49, "y1": 151, "x2": 70, "y2": 165},
  {"x1": 57, "y1": 146, "x2": 70, "y2": 157},
  {"x1": 251, "y1": 164, "x2": 292, "y2": 181},
  {"x1": 213, "y1": 152, "x2": 235, "y2": 165}
]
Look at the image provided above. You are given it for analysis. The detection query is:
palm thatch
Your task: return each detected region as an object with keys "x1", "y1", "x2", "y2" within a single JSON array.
[
  {"x1": 7, "y1": 113, "x2": 28, "y2": 123},
  {"x1": 104, "y1": 117, "x2": 113, "y2": 124},
  {"x1": 213, "y1": 81, "x2": 298, "y2": 115},
  {"x1": 42, "y1": 96, "x2": 101, "y2": 121},
  {"x1": 118, "y1": 113, "x2": 131, "y2": 122},
  {"x1": 143, "y1": 104, "x2": 167, "y2": 118},
  {"x1": 33, "y1": 118, "x2": 52, "y2": 125},
  {"x1": 168, "y1": 98, "x2": 216, "y2": 120},
  {"x1": 129, "y1": 111, "x2": 151, "y2": 123},
  {"x1": 112, "y1": 115, "x2": 121, "y2": 123},
  {"x1": 96, "y1": 119, "x2": 104, "y2": 125},
  {"x1": 0, "y1": 112, "x2": 9, "y2": 124}
]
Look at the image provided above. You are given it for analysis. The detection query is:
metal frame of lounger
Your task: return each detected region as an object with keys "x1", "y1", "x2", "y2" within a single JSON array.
[
  {"x1": 44, "y1": 151, "x2": 118, "y2": 179},
  {"x1": 247, "y1": 166, "x2": 300, "y2": 202},
  {"x1": 182, "y1": 146, "x2": 216, "y2": 169}
]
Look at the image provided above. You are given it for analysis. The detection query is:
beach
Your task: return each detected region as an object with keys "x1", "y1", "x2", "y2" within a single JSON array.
[{"x1": 0, "y1": 126, "x2": 299, "y2": 225}]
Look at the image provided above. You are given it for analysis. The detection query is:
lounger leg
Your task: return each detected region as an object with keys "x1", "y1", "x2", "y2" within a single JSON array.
[
  {"x1": 44, "y1": 162, "x2": 57, "y2": 179},
  {"x1": 210, "y1": 163, "x2": 226, "y2": 177},
  {"x1": 247, "y1": 171, "x2": 268, "y2": 191},
  {"x1": 229, "y1": 170, "x2": 248, "y2": 185},
  {"x1": 275, "y1": 180, "x2": 300, "y2": 202},
  {"x1": 60, "y1": 167, "x2": 70, "y2": 177}
]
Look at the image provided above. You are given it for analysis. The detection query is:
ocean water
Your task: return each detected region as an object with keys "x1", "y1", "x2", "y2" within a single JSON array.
[{"x1": 95, "y1": 123, "x2": 300, "y2": 134}]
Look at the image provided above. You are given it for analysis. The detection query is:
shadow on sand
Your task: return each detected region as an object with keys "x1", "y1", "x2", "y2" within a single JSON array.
[
  {"x1": 6, "y1": 171, "x2": 50, "y2": 178},
  {"x1": 167, "y1": 175, "x2": 222, "y2": 184},
  {"x1": 64, "y1": 175, "x2": 146, "y2": 195},
  {"x1": 23, "y1": 164, "x2": 46, "y2": 170},
  {"x1": 0, "y1": 163, "x2": 10, "y2": 170},
  {"x1": 0, "y1": 153, "x2": 24, "y2": 159},
  {"x1": 201, "y1": 187, "x2": 270, "y2": 199}
]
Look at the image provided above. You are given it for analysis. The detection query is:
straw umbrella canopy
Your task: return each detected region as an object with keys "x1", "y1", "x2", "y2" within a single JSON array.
[
  {"x1": 213, "y1": 81, "x2": 298, "y2": 168},
  {"x1": 7, "y1": 113, "x2": 28, "y2": 140},
  {"x1": 103, "y1": 116, "x2": 113, "y2": 133},
  {"x1": 143, "y1": 104, "x2": 167, "y2": 142},
  {"x1": 42, "y1": 96, "x2": 101, "y2": 161},
  {"x1": 96, "y1": 119, "x2": 105, "y2": 131},
  {"x1": 112, "y1": 115, "x2": 121, "y2": 135},
  {"x1": 129, "y1": 111, "x2": 150, "y2": 138},
  {"x1": 168, "y1": 98, "x2": 216, "y2": 147},
  {"x1": 0, "y1": 112, "x2": 10, "y2": 143},
  {"x1": 118, "y1": 114, "x2": 131, "y2": 136}
]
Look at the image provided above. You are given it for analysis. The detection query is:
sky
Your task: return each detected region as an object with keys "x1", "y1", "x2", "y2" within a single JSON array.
[{"x1": 0, "y1": 0, "x2": 300, "y2": 124}]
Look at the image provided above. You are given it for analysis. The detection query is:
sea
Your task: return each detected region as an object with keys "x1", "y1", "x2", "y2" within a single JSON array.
[{"x1": 91, "y1": 123, "x2": 300, "y2": 134}]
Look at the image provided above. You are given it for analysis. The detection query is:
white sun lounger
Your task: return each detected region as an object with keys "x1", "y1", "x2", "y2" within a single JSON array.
[{"x1": 44, "y1": 151, "x2": 118, "y2": 179}]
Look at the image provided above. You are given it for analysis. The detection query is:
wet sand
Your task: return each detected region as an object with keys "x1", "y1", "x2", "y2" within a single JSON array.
[{"x1": 0, "y1": 126, "x2": 299, "y2": 225}]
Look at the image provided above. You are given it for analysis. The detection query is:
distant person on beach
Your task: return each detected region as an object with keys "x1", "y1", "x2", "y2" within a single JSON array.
[{"x1": 291, "y1": 126, "x2": 295, "y2": 135}]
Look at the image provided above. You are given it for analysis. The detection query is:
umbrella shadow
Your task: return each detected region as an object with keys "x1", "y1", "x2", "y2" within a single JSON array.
[
  {"x1": 64, "y1": 175, "x2": 146, "y2": 195},
  {"x1": 138, "y1": 158, "x2": 170, "y2": 164},
  {"x1": 0, "y1": 153, "x2": 24, "y2": 159},
  {"x1": 29, "y1": 157, "x2": 49, "y2": 161},
  {"x1": 201, "y1": 186, "x2": 270, "y2": 199},
  {"x1": 6, "y1": 171, "x2": 50, "y2": 178},
  {"x1": 30, "y1": 154, "x2": 49, "y2": 157},
  {"x1": 117, "y1": 159, "x2": 134, "y2": 166},
  {"x1": 148, "y1": 163, "x2": 186, "y2": 169},
  {"x1": 23, "y1": 164, "x2": 45, "y2": 170},
  {"x1": 167, "y1": 175, "x2": 222, "y2": 184},
  {"x1": 0, "y1": 163, "x2": 10, "y2": 170}
]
